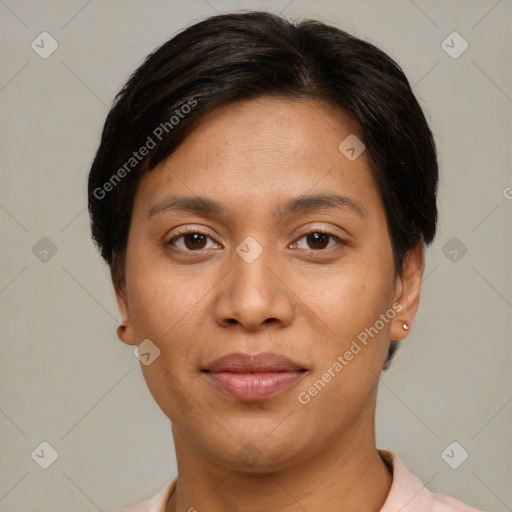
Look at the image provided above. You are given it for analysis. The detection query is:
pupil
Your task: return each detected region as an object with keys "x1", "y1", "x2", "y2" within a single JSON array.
[
  {"x1": 185, "y1": 233, "x2": 206, "y2": 250},
  {"x1": 308, "y1": 232, "x2": 328, "y2": 249}
]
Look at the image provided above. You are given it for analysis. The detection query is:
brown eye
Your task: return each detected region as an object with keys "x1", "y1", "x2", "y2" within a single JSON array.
[
  {"x1": 182, "y1": 233, "x2": 207, "y2": 250},
  {"x1": 293, "y1": 230, "x2": 342, "y2": 251},
  {"x1": 168, "y1": 230, "x2": 219, "y2": 252},
  {"x1": 306, "y1": 232, "x2": 330, "y2": 250}
]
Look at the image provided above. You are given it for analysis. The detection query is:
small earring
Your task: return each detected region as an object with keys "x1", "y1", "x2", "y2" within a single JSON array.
[{"x1": 402, "y1": 323, "x2": 410, "y2": 331}]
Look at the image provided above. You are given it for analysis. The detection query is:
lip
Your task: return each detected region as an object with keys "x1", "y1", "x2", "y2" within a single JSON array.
[{"x1": 202, "y1": 352, "x2": 307, "y2": 401}]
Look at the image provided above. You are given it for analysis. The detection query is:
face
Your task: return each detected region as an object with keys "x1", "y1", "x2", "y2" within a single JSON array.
[{"x1": 115, "y1": 97, "x2": 422, "y2": 472}]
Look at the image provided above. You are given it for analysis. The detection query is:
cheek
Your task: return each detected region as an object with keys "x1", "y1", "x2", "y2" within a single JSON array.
[
  {"x1": 127, "y1": 265, "x2": 206, "y2": 421},
  {"x1": 124, "y1": 259, "x2": 208, "y2": 411},
  {"x1": 294, "y1": 273, "x2": 394, "y2": 431},
  {"x1": 126, "y1": 253, "x2": 206, "y2": 338},
  {"x1": 303, "y1": 262, "x2": 395, "y2": 345}
]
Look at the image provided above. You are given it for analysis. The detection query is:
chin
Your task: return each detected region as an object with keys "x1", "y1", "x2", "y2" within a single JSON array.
[{"x1": 204, "y1": 430, "x2": 311, "y2": 474}]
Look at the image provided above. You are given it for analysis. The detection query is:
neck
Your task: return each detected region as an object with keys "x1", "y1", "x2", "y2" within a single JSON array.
[{"x1": 166, "y1": 420, "x2": 392, "y2": 512}]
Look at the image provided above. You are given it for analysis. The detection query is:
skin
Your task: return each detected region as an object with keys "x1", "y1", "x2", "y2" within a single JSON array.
[{"x1": 114, "y1": 97, "x2": 425, "y2": 512}]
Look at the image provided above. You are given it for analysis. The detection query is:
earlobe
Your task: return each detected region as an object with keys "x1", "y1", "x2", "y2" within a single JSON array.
[
  {"x1": 390, "y1": 241, "x2": 425, "y2": 341},
  {"x1": 116, "y1": 323, "x2": 135, "y2": 345},
  {"x1": 111, "y1": 269, "x2": 137, "y2": 346}
]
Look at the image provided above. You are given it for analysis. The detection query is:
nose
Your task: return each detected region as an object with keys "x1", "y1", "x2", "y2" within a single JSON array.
[{"x1": 213, "y1": 242, "x2": 295, "y2": 331}]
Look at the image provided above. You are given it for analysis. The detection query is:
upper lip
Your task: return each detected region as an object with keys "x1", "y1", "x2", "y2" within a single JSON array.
[{"x1": 203, "y1": 352, "x2": 305, "y2": 373}]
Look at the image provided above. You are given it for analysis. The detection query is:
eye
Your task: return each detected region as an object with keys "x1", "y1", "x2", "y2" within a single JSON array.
[
  {"x1": 167, "y1": 227, "x2": 221, "y2": 252},
  {"x1": 166, "y1": 227, "x2": 344, "y2": 253},
  {"x1": 291, "y1": 230, "x2": 343, "y2": 251}
]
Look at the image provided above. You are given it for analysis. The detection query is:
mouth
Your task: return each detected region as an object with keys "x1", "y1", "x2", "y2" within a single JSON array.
[{"x1": 202, "y1": 352, "x2": 308, "y2": 401}]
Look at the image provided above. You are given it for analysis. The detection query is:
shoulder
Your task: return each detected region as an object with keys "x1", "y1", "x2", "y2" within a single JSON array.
[
  {"x1": 113, "y1": 478, "x2": 177, "y2": 512},
  {"x1": 432, "y1": 493, "x2": 485, "y2": 512},
  {"x1": 379, "y1": 450, "x2": 485, "y2": 512}
]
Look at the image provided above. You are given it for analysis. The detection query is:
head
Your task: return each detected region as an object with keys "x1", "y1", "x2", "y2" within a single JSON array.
[{"x1": 88, "y1": 12, "x2": 437, "y2": 470}]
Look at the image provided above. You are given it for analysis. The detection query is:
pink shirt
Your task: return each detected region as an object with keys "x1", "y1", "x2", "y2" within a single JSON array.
[{"x1": 117, "y1": 451, "x2": 484, "y2": 511}]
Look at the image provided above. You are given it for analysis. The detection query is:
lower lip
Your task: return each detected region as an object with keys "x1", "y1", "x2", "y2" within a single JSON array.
[{"x1": 204, "y1": 371, "x2": 306, "y2": 401}]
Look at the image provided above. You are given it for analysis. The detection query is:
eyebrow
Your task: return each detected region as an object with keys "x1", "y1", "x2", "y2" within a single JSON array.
[
  {"x1": 279, "y1": 192, "x2": 367, "y2": 218},
  {"x1": 148, "y1": 192, "x2": 367, "y2": 218}
]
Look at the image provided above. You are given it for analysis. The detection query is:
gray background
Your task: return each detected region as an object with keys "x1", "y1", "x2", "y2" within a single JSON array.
[{"x1": 1, "y1": 1, "x2": 511, "y2": 511}]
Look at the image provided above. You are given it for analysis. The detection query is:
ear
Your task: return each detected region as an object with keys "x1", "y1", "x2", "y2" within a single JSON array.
[
  {"x1": 111, "y1": 269, "x2": 137, "y2": 346},
  {"x1": 389, "y1": 240, "x2": 425, "y2": 341}
]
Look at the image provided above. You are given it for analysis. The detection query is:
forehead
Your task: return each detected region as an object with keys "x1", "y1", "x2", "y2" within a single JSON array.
[
  {"x1": 133, "y1": 96, "x2": 381, "y2": 218},
  {"x1": 171, "y1": 96, "x2": 364, "y2": 172}
]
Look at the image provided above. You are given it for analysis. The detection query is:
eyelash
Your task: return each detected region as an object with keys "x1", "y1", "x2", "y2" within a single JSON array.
[{"x1": 166, "y1": 226, "x2": 345, "y2": 253}]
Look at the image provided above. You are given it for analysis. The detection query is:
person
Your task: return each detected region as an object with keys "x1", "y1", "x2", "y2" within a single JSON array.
[{"x1": 88, "y1": 11, "x2": 483, "y2": 512}]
